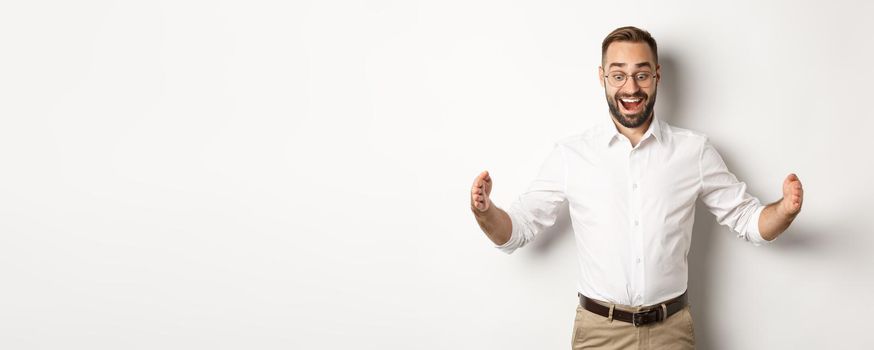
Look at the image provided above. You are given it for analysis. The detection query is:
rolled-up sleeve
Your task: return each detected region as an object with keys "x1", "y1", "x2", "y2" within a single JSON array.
[
  {"x1": 495, "y1": 143, "x2": 568, "y2": 254},
  {"x1": 743, "y1": 204, "x2": 771, "y2": 246},
  {"x1": 698, "y1": 139, "x2": 772, "y2": 247}
]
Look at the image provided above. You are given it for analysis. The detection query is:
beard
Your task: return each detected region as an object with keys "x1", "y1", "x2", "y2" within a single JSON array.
[{"x1": 606, "y1": 89, "x2": 657, "y2": 129}]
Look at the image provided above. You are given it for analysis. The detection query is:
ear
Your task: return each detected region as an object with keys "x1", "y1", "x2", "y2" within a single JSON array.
[
  {"x1": 655, "y1": 64, "x2": 661, "y2": 85},
  {"x1": 598, "y1": 66, "x2": 605, "y2": 88}
]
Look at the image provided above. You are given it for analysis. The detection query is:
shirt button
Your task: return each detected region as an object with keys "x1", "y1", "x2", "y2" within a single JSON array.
[
  {"x1": 636, "y1": 258, "x2": 641, "y2": 263},
  {"x1": 634, "y1": 220, "x2": 639, "y2": 226},
  {"x1": 632, "y1": 183, "x2": 638, "y2": 189}
]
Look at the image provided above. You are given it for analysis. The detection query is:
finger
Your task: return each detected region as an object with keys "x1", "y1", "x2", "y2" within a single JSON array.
[{"x1": 484, "y1": 171, "x2": 491, "y2": 182}]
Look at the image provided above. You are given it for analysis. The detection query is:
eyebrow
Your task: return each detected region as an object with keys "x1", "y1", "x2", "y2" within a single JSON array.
[{"x1": 608, "y1": 62, "x2": 653, "y2": 69}]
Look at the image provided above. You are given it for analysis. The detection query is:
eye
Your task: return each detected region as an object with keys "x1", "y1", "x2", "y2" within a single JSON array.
[
  {"x1": 610, "y1": 73, "x2": 626, "y2": 81},
  {"x1": 635, "y1": 73, "x2": 651, "y2": 81}
]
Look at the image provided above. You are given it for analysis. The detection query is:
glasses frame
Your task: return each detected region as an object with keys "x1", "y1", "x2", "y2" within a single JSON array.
[{"x1": 603, "y1": 71, "x2": 657, "y2": 88}]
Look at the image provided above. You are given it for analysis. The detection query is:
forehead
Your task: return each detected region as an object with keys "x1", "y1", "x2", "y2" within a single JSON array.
[{"x1": 603, "y1": 41, "x2": 656, "y2": 68}]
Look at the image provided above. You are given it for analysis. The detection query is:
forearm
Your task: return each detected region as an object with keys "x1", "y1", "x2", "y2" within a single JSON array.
[
  {"x1": 758, "y1": 198, "x2": 798, "y2": 241},
  {"x1": 472, "y1": 205, "x2": 513, "y2": 246}
]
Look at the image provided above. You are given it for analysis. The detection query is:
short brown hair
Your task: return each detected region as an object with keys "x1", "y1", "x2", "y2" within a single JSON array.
[{"x1": 601, "y1": 26, "x2": 658, "y2": 65}]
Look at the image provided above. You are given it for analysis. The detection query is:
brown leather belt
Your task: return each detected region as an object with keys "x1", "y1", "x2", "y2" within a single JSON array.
[{"x1": 577, "y1": 291, "x2": 688, "y2": 327}]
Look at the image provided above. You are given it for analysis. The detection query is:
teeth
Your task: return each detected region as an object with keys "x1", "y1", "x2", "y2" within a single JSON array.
[{"x1": 621, "y1": 98, "x2": 641, "y2": 102}]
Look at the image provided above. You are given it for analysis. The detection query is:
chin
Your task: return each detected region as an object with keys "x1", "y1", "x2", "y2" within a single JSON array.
[{"x1": 609, "y1": 103, "x2": 652, "y2": 129}]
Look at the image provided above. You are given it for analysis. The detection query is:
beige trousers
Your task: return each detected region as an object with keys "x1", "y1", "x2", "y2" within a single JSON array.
[{"x1": 571, "y1": 298, "x2": 696, "y2": 349}]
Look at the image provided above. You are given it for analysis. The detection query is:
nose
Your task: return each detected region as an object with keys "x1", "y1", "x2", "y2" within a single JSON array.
[{"x1": 621, "y1": 78, "x2": 641, "y2": 94}]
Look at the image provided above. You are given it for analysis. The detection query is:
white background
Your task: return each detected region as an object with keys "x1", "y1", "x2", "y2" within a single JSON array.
[{"x1": 1, "y1": 0, "x2": 873, "y2": 349}]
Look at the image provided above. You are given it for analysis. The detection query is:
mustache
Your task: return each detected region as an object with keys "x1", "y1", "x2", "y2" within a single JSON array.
[{"x1": 615, "y1": 92, "x2": 648, "y2": 100}]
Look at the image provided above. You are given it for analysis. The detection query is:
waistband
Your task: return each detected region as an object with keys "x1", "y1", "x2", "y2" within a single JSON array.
[{"x1": 577, "y1": 291, "x2": 689, "y2": 327}]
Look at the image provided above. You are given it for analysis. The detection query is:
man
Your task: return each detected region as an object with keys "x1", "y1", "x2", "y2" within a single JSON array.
[{"x1": 468, "y1": 26, "x2": 803, "y2": 349}]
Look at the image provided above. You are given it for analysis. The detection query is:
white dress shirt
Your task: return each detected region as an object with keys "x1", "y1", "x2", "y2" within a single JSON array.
[{"x1": 495, "y1": 114, "x2": 771, "y2": 307}]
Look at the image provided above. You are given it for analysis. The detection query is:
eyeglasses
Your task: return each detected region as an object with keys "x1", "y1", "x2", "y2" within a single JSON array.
[{"x1": 603, "y1": 71, "x2": 656, "y2": 88}]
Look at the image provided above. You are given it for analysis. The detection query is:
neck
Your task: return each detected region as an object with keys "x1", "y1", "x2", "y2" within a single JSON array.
[{"x1": 610, "y1": 113, "x2": 653, "y2": 148}]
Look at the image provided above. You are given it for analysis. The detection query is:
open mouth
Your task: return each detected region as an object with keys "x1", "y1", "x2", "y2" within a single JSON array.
[{"x1": 619, "y1": 97, "x2": 644, "y2": 113}]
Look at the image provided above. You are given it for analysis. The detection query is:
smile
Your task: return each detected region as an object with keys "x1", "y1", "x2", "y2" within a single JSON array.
[{"x1": 619, "y1": 97, "x2": 644, "y2": 112}]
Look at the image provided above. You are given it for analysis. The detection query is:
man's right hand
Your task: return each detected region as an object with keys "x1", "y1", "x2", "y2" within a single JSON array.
[{"x1": 470, "y1": 170, "x2": 493, "y2": 213}]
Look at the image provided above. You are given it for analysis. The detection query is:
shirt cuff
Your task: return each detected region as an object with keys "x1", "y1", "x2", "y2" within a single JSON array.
[
  {"x1": 494, "y1": 210, "x2": 523, "y2": 254},
  {"x1": 743, "y1": 205, "x2": 772, "y2": 246}
]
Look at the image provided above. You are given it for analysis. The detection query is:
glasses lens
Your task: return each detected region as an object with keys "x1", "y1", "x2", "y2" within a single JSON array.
[
  {"x1": 607, "y1": 72, "x2": 626, "y2": 87},
  {"x1": 635, "y1": 73, "x2": 653, "y2": 88}
]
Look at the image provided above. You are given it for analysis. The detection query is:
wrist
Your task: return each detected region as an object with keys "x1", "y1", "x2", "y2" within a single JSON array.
[
  {"x1": 472, "y1": 201, "x2": 494, "y2": 219},
  {"x1": 775, "y1": 197, "x2": 799, "y2": 221}
]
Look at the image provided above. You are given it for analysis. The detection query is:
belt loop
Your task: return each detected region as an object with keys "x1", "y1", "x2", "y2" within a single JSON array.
[
  {"x1": 660, "y1": 303, "x2": 668, "y2": 321},
  {"x1": 607, "y1": 304, "x2": 615, "y2": 322}
]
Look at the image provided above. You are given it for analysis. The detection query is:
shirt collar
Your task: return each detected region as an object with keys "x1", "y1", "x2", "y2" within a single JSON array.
[{"x1": 600, "y1": 114, "x2": 663, "y2": 146}]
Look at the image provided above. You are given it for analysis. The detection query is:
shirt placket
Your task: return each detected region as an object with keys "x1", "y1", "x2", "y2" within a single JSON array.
[{"x1": 628, "y1": 145, "x2": 646, "y2": 306}]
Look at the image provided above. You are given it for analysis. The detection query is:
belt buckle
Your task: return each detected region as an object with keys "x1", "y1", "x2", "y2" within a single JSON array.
[
  {"x1": 632, "y1": 312, "x2": 645, "y2": 327},
  {"x1": 631, "y1": 308, "x2": 661, "y2": 327}
]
